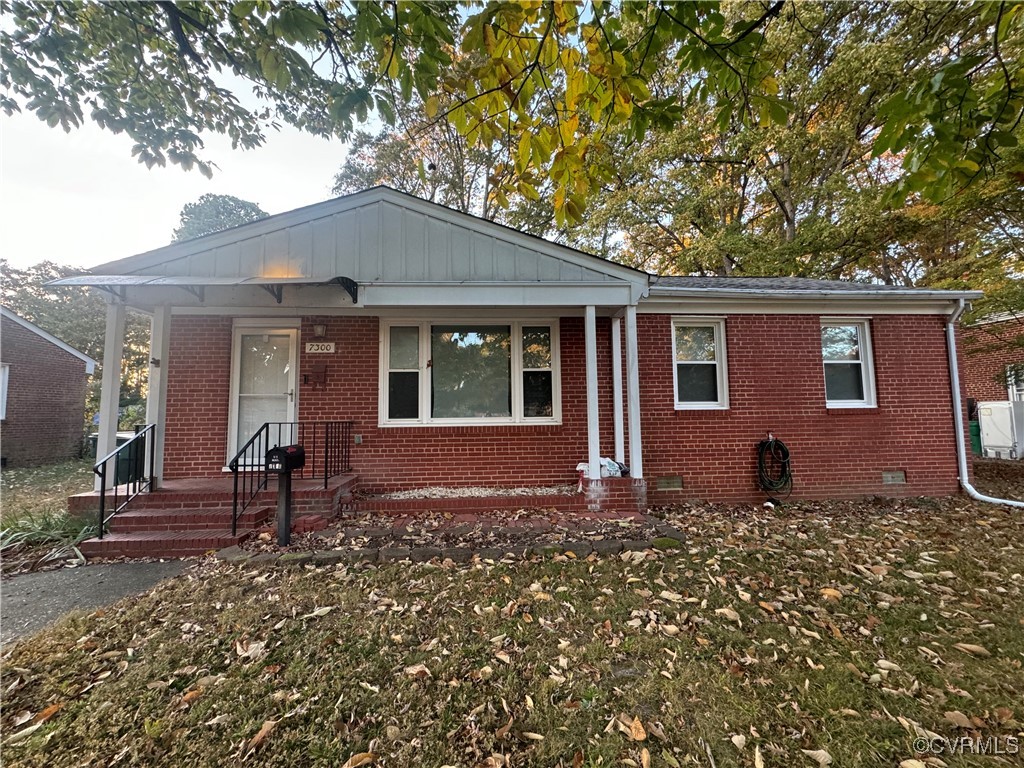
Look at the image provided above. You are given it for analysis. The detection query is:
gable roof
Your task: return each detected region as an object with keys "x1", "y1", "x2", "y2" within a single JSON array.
[
  {"x1": 88, "y1": 186, "x2": 648, "y2": 290},
  {"x1": 1, "y1": 306, "x2": 98, "y2": 373}
]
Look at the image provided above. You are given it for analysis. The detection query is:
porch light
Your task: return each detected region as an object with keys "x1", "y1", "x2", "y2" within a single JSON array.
[{"x1": 312, "y1": 323, "x2": 327, "y2": 339}]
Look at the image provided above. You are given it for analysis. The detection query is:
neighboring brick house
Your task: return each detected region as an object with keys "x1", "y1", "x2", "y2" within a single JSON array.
[
  {"x1": 962, "y1": 314, "x2": 1024, "y2": 403},
  {"x1": 1, "y1": 306, "x2": 96, "y2": 467},
  {"x1": 55, "y1": 186, "x2": 982, "y2": 511}
]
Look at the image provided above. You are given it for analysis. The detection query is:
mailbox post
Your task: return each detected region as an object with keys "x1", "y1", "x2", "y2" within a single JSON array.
[{"x1": 266, "y1": 445, "x2": 305, "y2": 546}]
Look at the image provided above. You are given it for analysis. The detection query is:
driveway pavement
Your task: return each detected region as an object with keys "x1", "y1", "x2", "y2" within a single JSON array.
[{"x1": 1, "y1": 560, "x2": 186, "y2": 647}]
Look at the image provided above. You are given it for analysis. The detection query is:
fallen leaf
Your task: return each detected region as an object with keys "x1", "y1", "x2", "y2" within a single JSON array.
[
  {"x1": 404, "y1": 663, "x2": 431, "y2": 679},
  {"x1": 630, "y1": 716, "x2": 647, "y2": 741},
  {"x1": 340, "y1": 752, "x2": 376, "y2": 768},
  {"x1": 640, "y1": 747, "x2": 650, "y2": 768},
  {"x1": 4, "y1": 722, "x2": 43, "y2": 745},
  {"x1": 944, "y1": 710, "x2": 972, "y2": 729},
  {"x1": 731, "y1": 734, "x2": 747, "y2": 750},
  {"x1": 33, "y1": 703, "x2": 63, "y2": 724},
  {"x1": 820, "y1": 588, "x2": 842, "y2": 600},
  {"x1": 715, "y1": 607, "x2": 742, "y2": 626},
  {"x1": 898, "y1": 761, "x2": 927, "y2": 768},
  {"x1": 299, "y1": 606, "x2": 335, "y2": 620},
  {"x1": 801, "y1": 748, "x2": 833, "y2": 766},
  {"x1": 241, "y1": 719, "x2": 277, "y2": 759},
  {"x1": 754, "y1": 745, "x2": 765, "y2": 768},
  {"x1": 952, "y1": 643, "x2": 991, "y2": 657},
  {"x1": 521, "y1": 732, "x2": 544, "y2": 741}
]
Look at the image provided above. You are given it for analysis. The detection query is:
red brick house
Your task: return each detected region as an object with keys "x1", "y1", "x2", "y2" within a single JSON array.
[
  {"x1": 1, "y1": 306, "x2": 97, "y2": 467},
  {"x1": 56, "y1": 187, "x2": 985, "y2": 548},
  {"x1": 962, "y1": 314, "x2": 1024, "y2": 403}
]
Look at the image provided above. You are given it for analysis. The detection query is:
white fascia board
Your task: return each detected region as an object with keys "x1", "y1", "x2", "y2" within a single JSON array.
[
  {"x1": 640, "y1": 294, "x2": 980, "y2": 316},
  {"x1": 0, "y1": 306, "x2": 98, "y2": 373},
  {"x1": 646, "y1": 286, "x2": 982, "y2": 301},
  {"x1": 361, "y1": 282, "x2": 635, "y2": 307}
]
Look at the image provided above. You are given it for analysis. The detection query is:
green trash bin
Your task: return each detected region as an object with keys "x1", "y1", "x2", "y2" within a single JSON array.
[{"x1": 968, "y1": 420, "x2": 982, "y2": 456}]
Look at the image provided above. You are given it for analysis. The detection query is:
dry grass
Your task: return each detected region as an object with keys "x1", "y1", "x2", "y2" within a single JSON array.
[{"x1": 2, "y1": 491, "x2": 1022, "y2": 767}]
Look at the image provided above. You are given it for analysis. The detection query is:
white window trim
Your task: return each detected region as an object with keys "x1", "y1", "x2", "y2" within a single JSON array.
[
  {"x1": 379, "y1": 319, "x2": 561, "y2": 427},
  {"x1": 672, "y1": 317, "x2": 729, "y2": 410},
  {"x1": 0, "y1": 363, "x2": 9, "y2": 420},
  {"x1": 821, "y1": 318, "x2": 876, "y2": 408}
]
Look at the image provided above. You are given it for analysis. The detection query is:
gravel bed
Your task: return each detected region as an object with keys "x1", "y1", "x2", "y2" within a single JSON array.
[{"x1": 360, "y1": 484, "x2": 578, "y2": 500}]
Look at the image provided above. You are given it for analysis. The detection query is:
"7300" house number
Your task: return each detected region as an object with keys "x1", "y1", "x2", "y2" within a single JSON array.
[{"x1": 305, "y1": 342, "x2": 335, "y2": 353}]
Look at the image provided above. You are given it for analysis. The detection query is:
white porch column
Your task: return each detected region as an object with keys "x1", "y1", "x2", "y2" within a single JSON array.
[
  {"x1": 584, "y1": 305, "x2": 601, "y2": 481},
  {"x1": 611, "y1": 315, "x2": 625, "y2": 463},
  {"x1": 625, "y1": 304, "x2": 644, "y2": 478},
  {"x1": 95, "y1": 301, "x2": 126, "y2": 490},
  {"x1": 145, "y1": 305, "x2": 172, "y2": 488}
]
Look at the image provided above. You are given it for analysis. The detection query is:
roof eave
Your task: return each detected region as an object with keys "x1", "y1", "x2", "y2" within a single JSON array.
[{"x1": 646, "y1": 286, "x2": 984, "y2": 301}]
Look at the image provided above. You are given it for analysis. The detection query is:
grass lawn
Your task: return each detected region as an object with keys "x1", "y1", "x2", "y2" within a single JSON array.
[
  {"x1": 2, "y1": 489, "x2": 1022, "y2": 766},
  {"x1": 1, "y1": 460, "x2": 96, "y2": 574}
]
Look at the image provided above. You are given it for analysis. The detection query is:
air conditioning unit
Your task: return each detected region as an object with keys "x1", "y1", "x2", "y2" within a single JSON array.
[{"x1": 977, "y1": 401, "x2": 1024, "y2": 460}]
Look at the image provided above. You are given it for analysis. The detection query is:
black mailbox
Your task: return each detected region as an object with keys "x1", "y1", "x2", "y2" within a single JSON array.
[{"x1": 266, "y1": 445, "x2": 305, "y2": 473}]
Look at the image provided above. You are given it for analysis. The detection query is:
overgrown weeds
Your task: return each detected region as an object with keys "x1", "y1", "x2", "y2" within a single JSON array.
[{"x1": 1, "y1": 460, "x2": 95, "y2": 573}]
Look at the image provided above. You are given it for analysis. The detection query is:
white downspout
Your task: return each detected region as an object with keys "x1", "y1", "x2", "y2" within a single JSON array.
[{"x1": 946, "y1": 298, "x2": 1024, "y2": 508}]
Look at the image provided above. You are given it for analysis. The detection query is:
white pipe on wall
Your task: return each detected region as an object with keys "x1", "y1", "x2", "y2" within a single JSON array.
[{"x1": 945, "y1": 298, "x2": 1024, "y2": 508}]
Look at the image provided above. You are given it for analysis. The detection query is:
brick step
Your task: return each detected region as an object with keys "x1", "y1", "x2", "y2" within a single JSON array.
[
  {"x1": 108, "y1": 506, "x2": 273, "y2": 533},
  {"x1": 79, "y1": 530, "x2": 246, "y2": 559}
]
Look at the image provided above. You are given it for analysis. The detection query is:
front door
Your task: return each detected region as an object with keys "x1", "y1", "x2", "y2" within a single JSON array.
[{"x1": 228, "y1": 327, "x2": 298, "y2": 460}]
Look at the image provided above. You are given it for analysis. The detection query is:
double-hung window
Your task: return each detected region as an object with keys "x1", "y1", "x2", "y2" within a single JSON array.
[
  {"x1": 821, "y1": 320, "x2": 875, "y2": 407},
  {"x1": 382, "y1": 321, "x2": 559, "y2": 425},
  {"x1": 672, "y1": 318, "x2": 728, "y2": 409}
]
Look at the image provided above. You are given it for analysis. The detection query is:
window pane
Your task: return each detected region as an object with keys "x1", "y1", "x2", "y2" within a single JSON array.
[
  {"x1": 390, "y1": 326, "x2": 419, "y2": 369},
  {"x1": 822, "y1": 325, "x2": 861, "y2": 361},
  {"x1": 824, "y1": 363, "x2": 865, "y2": 401},
  {"x1": 239, "y1": 334, "x2": 291, "y2": 395},
  {"x1": 388, "y1": 371, "x2": 419, "y2": 419},
  {"x1": 675, "y1": 325, "x2": 716, "y2": 362},
  {"x1": 523, "y1": 371, "x2": 553, "y2": 417},
  {"x1": 523, "y1": 326, "x2": 552, "y2": 369},
  {"x1": 676, "y1": 363, "x2": 718, "y2": 402},
  {"x1": 431, "y1": 326, "x2": 511, "y2": 418}
]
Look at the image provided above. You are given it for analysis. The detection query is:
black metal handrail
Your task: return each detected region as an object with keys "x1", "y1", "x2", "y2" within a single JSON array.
[
  {"x1": 94, "y1": 424, "x2": 156, "y2": 538},
  {"x1": 228, "y1": 421, "x2": 353, "y2": 536}
]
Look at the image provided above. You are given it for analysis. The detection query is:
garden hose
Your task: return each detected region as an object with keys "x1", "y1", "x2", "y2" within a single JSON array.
[{"x1": 757, "y1": 435, "x2": 793, "y2": 503}]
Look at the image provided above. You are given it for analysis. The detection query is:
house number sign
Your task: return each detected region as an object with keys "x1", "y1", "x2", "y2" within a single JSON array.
[{"x1": 305, "y1": 342, "x2": 335, "y2": 353}]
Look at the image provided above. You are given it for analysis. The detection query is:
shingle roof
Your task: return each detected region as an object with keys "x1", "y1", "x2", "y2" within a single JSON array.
[{"x1": 652, "y1": 275, "x2": 921, "y2": 292}]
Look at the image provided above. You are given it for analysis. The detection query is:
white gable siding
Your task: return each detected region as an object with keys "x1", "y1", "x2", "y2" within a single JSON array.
[{"x1": 133, "y1": 199, "x2": 619, "y2": 285}]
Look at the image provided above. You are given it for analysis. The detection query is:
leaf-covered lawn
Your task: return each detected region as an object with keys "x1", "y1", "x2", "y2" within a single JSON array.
[{"x1": 3, "y1": 493, "x2": 1022, "y2": 767}]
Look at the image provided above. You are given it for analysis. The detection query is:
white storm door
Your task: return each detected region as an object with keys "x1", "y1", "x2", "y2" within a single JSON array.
[{"x1": 228, "y1": 327, "x2": 298, "y2": 460}]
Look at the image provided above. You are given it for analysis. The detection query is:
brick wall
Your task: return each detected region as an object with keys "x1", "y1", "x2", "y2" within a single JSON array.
[
  {"x1": 0, "y1": 315, "x2": 90, "y2": 466},
  {"x1": 160, "y1": 311, "x2": 966, "y2": 503},
  {"x1": 163, "y1": 316, "x2": 233, "y2": 478},
  {"x1": 638, "y1": 313, "x2": 963, "y2": 503},
  {"x1": 962, "y1": 318, "x2": 1024, "y2": 402}
]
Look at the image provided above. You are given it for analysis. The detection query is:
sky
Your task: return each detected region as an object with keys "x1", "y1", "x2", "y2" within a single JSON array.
[{"x1": 1, "y1": 110, "x2": 348, "y2": 270}]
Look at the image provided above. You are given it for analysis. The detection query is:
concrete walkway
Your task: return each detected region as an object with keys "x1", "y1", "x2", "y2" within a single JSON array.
[{"x1": 1, "y1": 560, "x2": 186, "y2": 647}]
